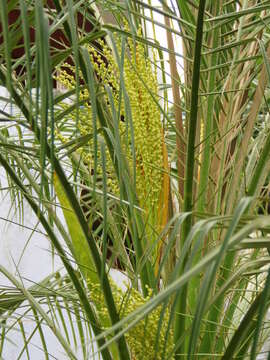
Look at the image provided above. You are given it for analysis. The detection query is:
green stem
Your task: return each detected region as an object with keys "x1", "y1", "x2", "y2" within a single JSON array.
[
  {"x1": 197, "y1": 1, "x2": 219, "y2": 214},
  {"x1": 189, "y1": 0, "x2": 220, "y2": 318},
  {"x1": 174, "y1": 0, "x2": 206, "y2": 358}
]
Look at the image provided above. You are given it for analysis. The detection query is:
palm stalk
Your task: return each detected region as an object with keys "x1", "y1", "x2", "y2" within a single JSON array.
[{"x1": 174, "y1": 0, "x2": 206, "y2": 356}]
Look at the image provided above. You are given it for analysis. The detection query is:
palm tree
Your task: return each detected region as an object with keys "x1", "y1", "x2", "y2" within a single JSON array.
[{"x1": 1, "y1": 0, "x2": 270, "y2": 359}]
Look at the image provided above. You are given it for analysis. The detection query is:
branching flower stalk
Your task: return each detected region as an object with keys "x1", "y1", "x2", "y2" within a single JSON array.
[
  {"x1": 55, "y1": 32, "x2": 169, "y2": 254},
  {"x1": 55, "y1": 31, "x2": 172, "y2": 358}
]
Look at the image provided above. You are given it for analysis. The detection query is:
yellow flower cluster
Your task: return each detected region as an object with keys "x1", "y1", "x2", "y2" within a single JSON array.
[
  {"x1": 88, "y1": 280, "x2": 174, "y2": 359},
  {"x1": 55, "y1": 33, "x2": 164, "y2": 220},
  {"x1": 122, "y1": 37, "x2": 163, "y2": 212},
  {"x1": 55, "y1": 32, "x2": 171, "y2": 358},
  {"x1": 55, "y1": 63, "x2": 111, "y2": 183}
]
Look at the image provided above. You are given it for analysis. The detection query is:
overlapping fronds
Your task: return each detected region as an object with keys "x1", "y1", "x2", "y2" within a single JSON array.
[{"x1": 1, "y1": 1, "x2": 270, "y2": 359}]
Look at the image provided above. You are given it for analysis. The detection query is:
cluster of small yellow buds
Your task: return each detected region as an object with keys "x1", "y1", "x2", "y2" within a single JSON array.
[
  {"x1": 87, "y1": 279, "x2": 174, "y2": 359},
  {"x1": 121, "y1": 31, "x2": 164, "y2": 239},
  {"x1": 55, "y1": 32, "x2": 164, "y2": 226}
]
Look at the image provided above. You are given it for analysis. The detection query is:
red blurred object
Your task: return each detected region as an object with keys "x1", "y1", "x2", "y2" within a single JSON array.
[{"x1": 0, "y1": 1, "x2": 95, "y2": 86}]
